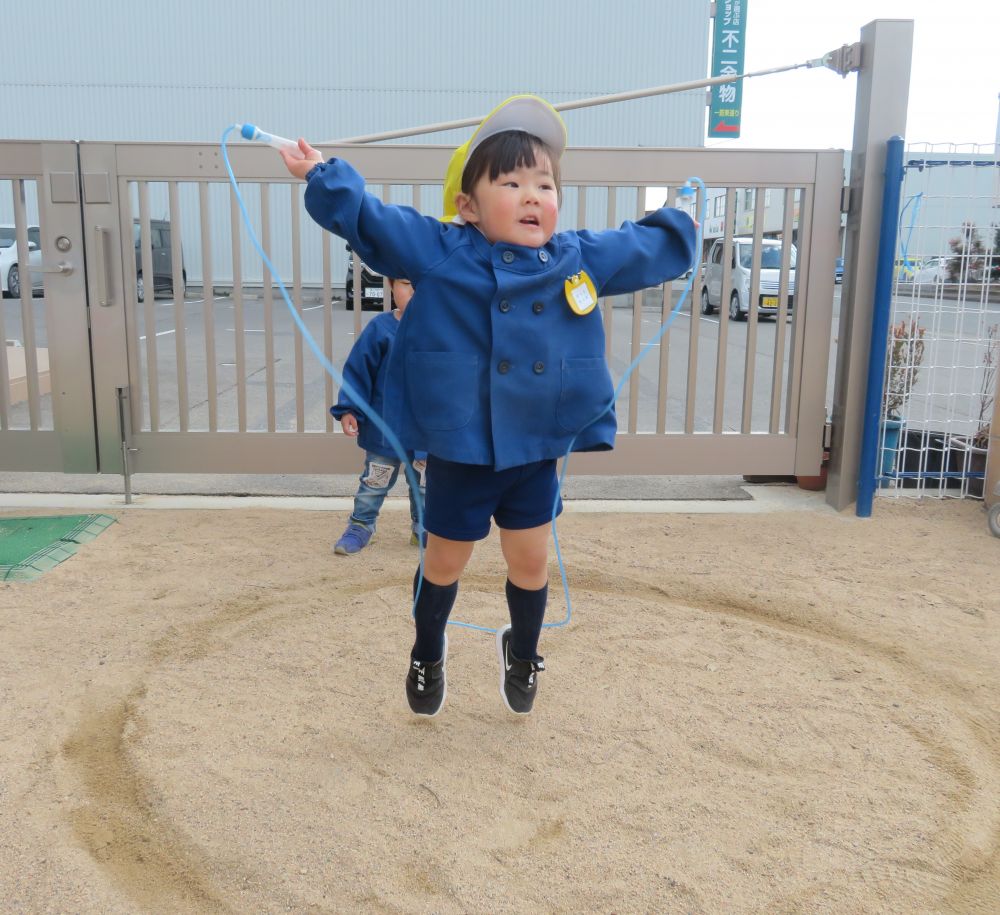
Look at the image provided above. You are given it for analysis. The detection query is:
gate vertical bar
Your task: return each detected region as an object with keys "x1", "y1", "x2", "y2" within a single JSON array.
[
  {"x1": 260, "y1": 184, "x2": 276, "y2": 432},
  {"x1": 0, "y1": 281, "x2": 8, "y2": 429},
  {"x1": 740, "y1": 189, "x2": 766, "y2": 431},
  {"x1": 656, "y1": 187, "x2": 678, "y2": 434},
  {"x1": 322, "y1": 226, "x2": 333, "y2": 431},
  {"x1": 769, "y1": 189, "x2": 795, "y2": 432},
  {"x1": 291, "y1": 186, "x2": 305, "y2": 432},
  {"x1": 118, "y1": 179, "x2": 143, "y2": 438},
  {"x1": 42, "y1": 141, "x2": 99, "y2": 470},
  {"x1": 12, "y1": 180, "x2": 41, "y2": 429},
  {"x1": 785, "y1": 186, "x2": 811, "y2": 437},
  {"x1": 138, "y1": 182, "x2": 158, "y2": 431},
  {"x1": 826, "y1": 18, "x2": 913, "y2": 510},
  {"x1": 684, "y1": 184, "x2": 704, "y2": 434},
  {"x1": 792, "y1": 150, "x2": 841, "y2": 474},
  {"x1": 602, "y1": 190, "x2": 616, "y2": 361},
  {"x1": 627, "y1": 186, "x2": 645, "y2": 433},
  {"x1": 713, "y1": 187, "x2": 737, "y2": 432},
  {"x1": 198, "y1": 182, "x2": 217, "y2": 431},
  {"x1": 169, "y1": 182, "x2": 190, "y2": 431},
  {"x1": 229, "y1": 184, "x2": 247, "y2": 432}
]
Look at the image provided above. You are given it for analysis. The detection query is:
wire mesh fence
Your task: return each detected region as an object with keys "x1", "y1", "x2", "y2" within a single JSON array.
[{"x1": 879, "y1": 142, "x2": 999, "y2": 500}]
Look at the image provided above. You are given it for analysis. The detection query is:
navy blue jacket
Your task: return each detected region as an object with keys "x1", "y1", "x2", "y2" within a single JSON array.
[
  {"x1": 306, "y1": 158, "x2": 696, "y2": 470},
  {"x1": 330, "y1": 310, "x2": 407, "y2": 456}
]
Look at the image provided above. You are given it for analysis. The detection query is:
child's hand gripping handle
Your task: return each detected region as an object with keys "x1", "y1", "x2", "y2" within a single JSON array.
[
  {"x1": 238, "y1": 124, "x2": 323, "y2": 179},
  {"x1": 239, "y1": 124, "x2": 305, "y2": 158}
]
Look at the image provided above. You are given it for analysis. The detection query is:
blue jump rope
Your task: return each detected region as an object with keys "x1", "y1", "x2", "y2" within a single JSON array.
[{"x1": 222, "y1": 124, "x2": 706, "y2": 634}]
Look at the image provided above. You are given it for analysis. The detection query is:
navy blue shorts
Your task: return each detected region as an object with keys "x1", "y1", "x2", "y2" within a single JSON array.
[{"x1": 423, "y1": 456, "x2": 562, "y2": 541}]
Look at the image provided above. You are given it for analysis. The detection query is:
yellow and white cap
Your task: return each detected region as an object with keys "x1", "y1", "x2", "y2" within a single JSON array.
[{"x1": 441, "y1": 94, "x2": 567, "y2": 224}]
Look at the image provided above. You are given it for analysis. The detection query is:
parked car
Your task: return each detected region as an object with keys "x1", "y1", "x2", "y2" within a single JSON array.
[
  {"x1": 133, "y1": 219, "x2": 185, "y2": 303},
  {"x1": 700, "y1": 237, "x2": 797, "y2": 321},
  {"x1": 344, "y1": 245, "x2": 386, "y2": 311},
  {"x1": 834, "y1": 256, "x2": 844, "y2": 284},
  {"x1": 0, "y1": 224, "x2": 43, "y2": 298},
  {"x1": 911, "y1": 256, "x2": 947, "y2": 285},
  {"x1": 893, "y1": 258, "x2": 916, "y2": 282}
]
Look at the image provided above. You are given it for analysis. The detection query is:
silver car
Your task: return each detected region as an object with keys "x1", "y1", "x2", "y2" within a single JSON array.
[
  {"x1": 700, "y1": 237, "x2": 796, "y2": 321},
  {"x1": 0, "y1": 224, "x2": 43, "y2": 298}
]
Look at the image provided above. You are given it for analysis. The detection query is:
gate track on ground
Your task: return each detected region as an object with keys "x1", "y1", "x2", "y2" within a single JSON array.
[{"x1": 60, "y1": 569, "x2": 1000, "y2": 913}]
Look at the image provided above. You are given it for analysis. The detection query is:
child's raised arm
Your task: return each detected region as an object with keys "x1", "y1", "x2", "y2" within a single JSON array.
[{"x1": 279, "y1": 139, "x2": 323, "y2": 180}]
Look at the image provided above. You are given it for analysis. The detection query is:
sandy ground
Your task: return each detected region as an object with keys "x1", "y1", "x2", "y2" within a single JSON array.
[{"x1": 1, "y1": 497, "x2": 999, "y2": 914}]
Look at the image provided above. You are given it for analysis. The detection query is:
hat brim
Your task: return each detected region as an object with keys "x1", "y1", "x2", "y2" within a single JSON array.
[{"x1": 465, "y1": 95, "x2": 567, "y2": 164}]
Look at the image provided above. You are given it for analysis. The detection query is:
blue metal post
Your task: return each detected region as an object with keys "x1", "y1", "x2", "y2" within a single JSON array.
[{"x1": 856, "y1": 136, "x2": 906, "y2": 517}]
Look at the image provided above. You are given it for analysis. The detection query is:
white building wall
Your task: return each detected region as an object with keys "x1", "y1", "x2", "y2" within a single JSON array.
[{"x1": 5, "y1": 0, "x2": 710, "y2": 148}]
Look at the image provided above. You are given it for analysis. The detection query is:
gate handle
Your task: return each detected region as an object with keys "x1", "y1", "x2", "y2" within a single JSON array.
[
  {"x1": 94, "y1": 226, "x2": 113, "y2": 307},
  {"x1": 38, "y1": 261, "x2": 74, "y2": 275}
]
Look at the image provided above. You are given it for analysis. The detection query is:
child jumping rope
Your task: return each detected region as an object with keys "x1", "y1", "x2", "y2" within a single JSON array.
[{"x1": 281, "y1": 95, "x2": 695, "y2": 717}]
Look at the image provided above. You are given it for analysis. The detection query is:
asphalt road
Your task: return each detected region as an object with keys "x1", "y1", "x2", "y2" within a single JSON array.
[{"x1": 4, "y1": 284, "x2": 998, "y2": 437}]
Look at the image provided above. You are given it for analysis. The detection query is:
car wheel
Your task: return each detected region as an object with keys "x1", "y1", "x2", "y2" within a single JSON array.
[
  {"x1": 700, "y1": 287, "x2": 713, "y2": 315},
  {"x1": 8, "y1": 265, "x2": 20, "y2": 299},
  {"x1": 136, "y1": 273, "x2": 145, "y2": 303},
  {"x1": 729, "y1": 291, "x2": 745, "y2": 322},
  {"x1": 989, "y1": 503, "x2": 1000, "y2": 538}
]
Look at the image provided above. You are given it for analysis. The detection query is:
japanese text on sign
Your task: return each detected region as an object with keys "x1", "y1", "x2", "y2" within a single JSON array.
[{"x1": 709, "y1": 0, "x2": 747, "y2": 138}]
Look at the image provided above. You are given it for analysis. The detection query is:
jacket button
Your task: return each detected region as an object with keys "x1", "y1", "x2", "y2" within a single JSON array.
[
  {"x1": 498, "y1": 360, "x2": 511, "y2": 374},
  {"x1": 538, "y1": 250, "x2": 549, "y2": 263},
  {"x1": 502, "y1": 250, "x2": 515, "y2": 264},
  {"x1": 533, "y1": 361, "x2": 545, "y2": 374},
  {"x1": 532, "y1": 301, "x2": 544, "y2": 314},
  {"x1": 499, "y1": 299, "x2": 511, "y2": 313}
]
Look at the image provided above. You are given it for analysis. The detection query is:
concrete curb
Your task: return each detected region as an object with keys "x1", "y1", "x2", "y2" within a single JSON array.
[{"x1": 0, "y1": 485, "x2": 834, "y2": 515}]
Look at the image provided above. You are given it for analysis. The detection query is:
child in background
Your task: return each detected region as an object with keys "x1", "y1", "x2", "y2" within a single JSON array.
[
  {"x1": 282, "y1": 95, "x2": 695, "y2": 716},
  {"x1": 330, "y1": 276, "x2": 426, "y2": 555}
]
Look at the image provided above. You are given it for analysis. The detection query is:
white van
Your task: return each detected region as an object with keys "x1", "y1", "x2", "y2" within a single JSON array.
[{"x1": 700, "y1": 237, "x2": 796, "y2": 321}]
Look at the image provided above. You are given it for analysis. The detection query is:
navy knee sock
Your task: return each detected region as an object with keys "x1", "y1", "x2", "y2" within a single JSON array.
[
  {"x1": 506, "y1": 579, "x2": 547, "y2": 662},
  {"x1": 411, "y1": 570, "x2": 457, "y2": 663}
]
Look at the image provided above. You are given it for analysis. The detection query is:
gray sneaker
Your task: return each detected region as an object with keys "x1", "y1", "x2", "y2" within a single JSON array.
[{"x1": 496, "y1": 625, "x2": 544, "y2": 715}]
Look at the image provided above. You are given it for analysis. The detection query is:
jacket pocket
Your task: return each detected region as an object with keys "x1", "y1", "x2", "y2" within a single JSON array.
[
  {"x1": 556, "y1": 356, "x2": 614, "y2": 433},
  {"x1": 407, "y1": 352, "x2": 479, "y2": 431}
]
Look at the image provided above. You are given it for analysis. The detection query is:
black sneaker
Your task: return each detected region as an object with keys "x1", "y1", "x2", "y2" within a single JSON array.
[
  {"x1": 496, "y1": 625, "x2": 544, "y2": 715},
  {"x1": 405, "y1": 634, "x2": 448, "y2": 717}
]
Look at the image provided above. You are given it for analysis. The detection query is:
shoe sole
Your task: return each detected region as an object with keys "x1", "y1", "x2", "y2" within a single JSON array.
[
  {"x1": 412, "y1": 633, "x2": 448, "y2": 717},
  {"x1": 495, "y1": 625, "x2": 530, "y2": 716}
]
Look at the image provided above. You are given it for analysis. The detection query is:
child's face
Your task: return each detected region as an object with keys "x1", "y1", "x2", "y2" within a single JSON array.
[
  {"x1": 457, "y1": 154, "x2": 559, "y2": 248},
  {"x1": 390, "y1": 278, "x2": 414, "y2": 313}
]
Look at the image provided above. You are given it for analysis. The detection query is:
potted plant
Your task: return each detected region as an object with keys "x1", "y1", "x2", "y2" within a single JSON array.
[{"x1": 881, "y1": 318, "x2": 926, "y2": 478}]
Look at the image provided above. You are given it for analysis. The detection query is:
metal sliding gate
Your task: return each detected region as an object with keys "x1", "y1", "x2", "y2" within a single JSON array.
[{"x1": 1, "y1": 140, "x2": 842, "y2": 477}]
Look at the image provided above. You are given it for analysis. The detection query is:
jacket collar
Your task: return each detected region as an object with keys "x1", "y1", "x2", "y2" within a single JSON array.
[{"x1": 465, "y1": 224, "x2": 561, "y2": 274}]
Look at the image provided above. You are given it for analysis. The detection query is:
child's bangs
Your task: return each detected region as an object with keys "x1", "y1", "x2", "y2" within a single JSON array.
[
  {"x1": 484, "y1": 131, "x2": 550, "y2": 182},
  {"x1": 462, "y1": 130, "x2": 561, "y2": 196}
]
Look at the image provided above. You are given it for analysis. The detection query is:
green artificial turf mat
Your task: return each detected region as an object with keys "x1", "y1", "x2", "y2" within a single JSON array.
[{"x1": 0, "y1": 514, "x2": 115, "y2": 581}]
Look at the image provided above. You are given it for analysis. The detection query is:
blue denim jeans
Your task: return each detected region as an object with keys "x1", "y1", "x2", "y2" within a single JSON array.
[{"x1": 351, "y1": 451, "x2": 425, "y2": 531}]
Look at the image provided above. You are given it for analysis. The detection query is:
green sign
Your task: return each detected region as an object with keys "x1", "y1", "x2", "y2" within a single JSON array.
[{"x1": 709, "y1": 0, "x2": 747, "y2": 138}]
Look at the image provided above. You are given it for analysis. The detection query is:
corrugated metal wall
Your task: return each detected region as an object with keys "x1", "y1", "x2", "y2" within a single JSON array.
[
  {"x1": 4, "y1": 0, "x2": 710, "y2": 286},
  {"x1": 4, "y1": 0, "x2": 709, "y2": 146}
]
